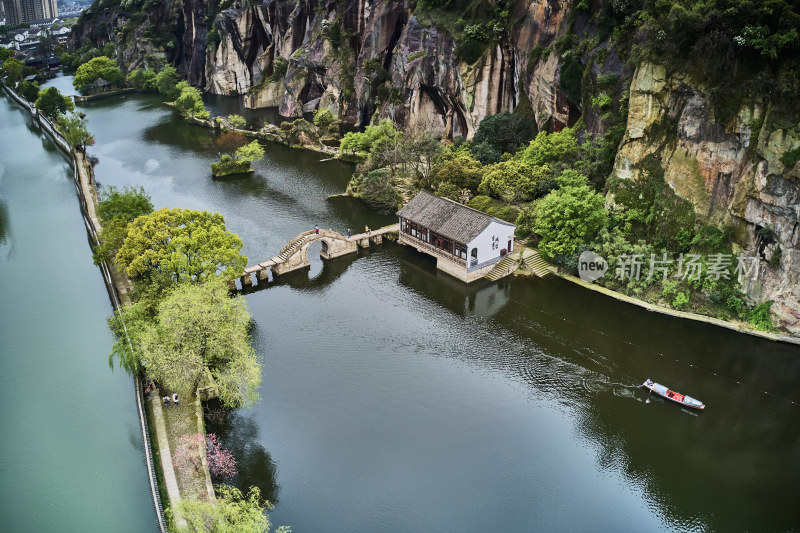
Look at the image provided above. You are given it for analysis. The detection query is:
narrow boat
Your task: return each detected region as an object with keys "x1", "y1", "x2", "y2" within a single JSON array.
[{"x1": 643, "y1": 379, "x2": 705, "y2": 410}]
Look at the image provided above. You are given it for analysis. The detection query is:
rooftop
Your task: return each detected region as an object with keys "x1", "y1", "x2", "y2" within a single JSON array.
[{"x1": 397, "y1": 190, "x2": 515, "y2": 244}]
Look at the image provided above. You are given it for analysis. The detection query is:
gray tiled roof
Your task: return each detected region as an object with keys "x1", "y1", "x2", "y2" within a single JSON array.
[{"x1": 397, "y1": 190, "x2": 515, "y2": 244}]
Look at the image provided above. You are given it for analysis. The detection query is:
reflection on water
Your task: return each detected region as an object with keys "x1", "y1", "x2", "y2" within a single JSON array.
[
  {"x1": 205, "y1": 399, "x2": 280, "y2": 504},
  {"x1": 203, "y1": 93, "x2": 312, "y2": 130},
  {"x1": 0, "y1": 201, "x2": 10, "y2": 260}
]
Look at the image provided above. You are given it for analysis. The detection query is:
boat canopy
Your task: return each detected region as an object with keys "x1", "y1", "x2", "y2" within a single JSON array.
[
  {"x1": 683, "y1": 396, "x2": 703, "y2": 408},
  {"x1": 652, "y1": 384, "x2": 668, "y2": 396}
]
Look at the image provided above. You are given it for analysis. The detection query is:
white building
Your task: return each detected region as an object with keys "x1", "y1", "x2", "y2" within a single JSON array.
[{"x1": 397, "y1": 190, "x2": 516, "y2": 283}]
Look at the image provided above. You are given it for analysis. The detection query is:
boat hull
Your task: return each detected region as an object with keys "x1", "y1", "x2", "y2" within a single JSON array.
[{"x1": 643, "y1": 381, "x2": 705, "y2": 410}]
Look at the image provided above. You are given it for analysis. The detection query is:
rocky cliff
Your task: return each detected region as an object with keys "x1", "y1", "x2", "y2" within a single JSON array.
[
  {"x1": 200, "y1": 0, "x2": 602, "y2": 137},
  {"x1": 614, "y1": 62, "x2": 799, "y2": 332}
]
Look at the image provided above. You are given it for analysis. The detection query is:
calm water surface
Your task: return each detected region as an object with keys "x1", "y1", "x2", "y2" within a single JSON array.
[
  {"x1": 43, "y1": 75, "x2": 800, "y2": 532},
  {"x1": 0, "y1": 91, "x2": 156, "y2": 531}
]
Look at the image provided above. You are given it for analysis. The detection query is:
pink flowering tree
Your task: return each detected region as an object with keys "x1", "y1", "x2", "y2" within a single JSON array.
[
  {"x1": 173, "y1": 432, "x2": 237, "y2": 480},
  {"x1": 205, "y1": 433, "x2": 237, "y2": 480}
]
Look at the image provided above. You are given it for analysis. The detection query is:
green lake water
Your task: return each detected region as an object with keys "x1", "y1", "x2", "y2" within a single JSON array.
[{"x1": 0, "y1": 93, "x2": 157, "y2": 531}]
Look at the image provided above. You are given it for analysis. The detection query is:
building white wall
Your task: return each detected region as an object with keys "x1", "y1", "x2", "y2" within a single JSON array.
[{"x1": 467, "y1": 221, "x2": 516, "y2": 267}]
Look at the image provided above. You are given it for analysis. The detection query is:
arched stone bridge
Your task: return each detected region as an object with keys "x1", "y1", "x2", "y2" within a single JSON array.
[{"x1": 237, "y1": 223, "x2": 399, "y2": 287}]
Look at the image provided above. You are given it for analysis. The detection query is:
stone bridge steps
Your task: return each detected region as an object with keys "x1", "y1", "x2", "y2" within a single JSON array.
[
  {"x1": 485, "y1": 255, "x2": 519, "y2": 282},
  {"x1": 523, "y1": 249, "x2": 552, "y2": 278}
]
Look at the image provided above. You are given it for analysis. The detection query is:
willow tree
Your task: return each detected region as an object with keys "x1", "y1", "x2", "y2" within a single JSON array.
[
  {"x1": 110, "y1": 279, "x2": 261, "y2": 408},
  {"x1": 179, "y1": 485, "x2": 289, "y2": 533}
]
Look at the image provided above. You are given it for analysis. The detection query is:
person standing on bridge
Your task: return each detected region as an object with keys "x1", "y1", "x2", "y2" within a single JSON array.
[
  {"x1": 315, "y1": 225, "x2": 319, "y2": 234},
  {"x1": 347, "y1": 228, "x2": 351, "y2": 238},
  {"x1": 365, "y1": 225, "x2": 371, "y2": 235}
]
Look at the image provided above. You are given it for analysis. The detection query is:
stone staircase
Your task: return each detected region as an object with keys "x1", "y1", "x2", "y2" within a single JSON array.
[
  {"x1": 485, "y1": 254, "x2": 519, "y2": 281},
  {"x1": 523, "y1": 249, "x2": 552, "y2": 277},
  {"x1": 278, "y1": 234, "x2": 311, "y2": 261}
]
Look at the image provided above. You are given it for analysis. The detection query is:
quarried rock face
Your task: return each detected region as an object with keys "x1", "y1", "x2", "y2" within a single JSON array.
[
  {"x1": 614, "y1": 63, "x2": 800, "y2": 334},
  {"x1": 70, "y1": 0, "x2": 209, "y2": 85},
  {"x1": 72, "y1": 0, "x2": 600, "y2": 139},
  {"x1": 202, "y1": 0, "x2": 586, "y2": 137}
]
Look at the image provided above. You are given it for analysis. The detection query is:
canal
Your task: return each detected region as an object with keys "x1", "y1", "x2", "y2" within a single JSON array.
[
  {"x1": 0, "y1": 93, "x2": 157, "y2": 530},
  {"x1": 10, "y1": 75, "x2": 800, "y2": 531}
]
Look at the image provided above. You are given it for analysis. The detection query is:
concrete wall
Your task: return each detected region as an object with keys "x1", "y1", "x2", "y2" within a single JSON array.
[
  {"x1": 468, "y1": 220, "x2": 516, "y2": 266},
  {"x1": 437, "y1": 255, "x2": 498, "y2": 283}
]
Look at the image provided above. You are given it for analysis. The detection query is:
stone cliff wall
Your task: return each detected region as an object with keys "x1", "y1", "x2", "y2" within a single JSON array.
[
  {"x1": 613, "y1": 63, "x2": 800, "y2": 332},
  {"x1": 203, "y1": 0, "x2": 589, "y2": 137}
]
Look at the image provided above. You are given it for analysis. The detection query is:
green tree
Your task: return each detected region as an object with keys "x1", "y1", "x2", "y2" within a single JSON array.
[
  {"x1": 534, "y1": 172, "x2": 608, "y2": 258},
  {"x1": 519, "y1": 128, "x2": 580, "y2": 167},
  {"x1": 115, "y1": 207, "x2": 247, "y2": 292},
  {"x1": 235, "y1": 140, "x2": 265, "y2": 163},
  {"x1": 94, "y1": 186, "x2": 154, "y2": 265},
  {"x1": 430, "y1": 145, "x2": 483, "y2": 190},
  {"x1": 339, "y1": 119, "x2": 401, "y2": 156},
  {"x1": 17, "y1": 79, "x2": 40, "y2": 102},
  {"x1": 227, "y1": 114, "x2": 247, "y2": 129},
  {"x1": 155, "y1": 65, "x2": 182, "y2": 100},
  {"x1": 312, "y1": 108, "x2": 338, "y2": 132},
  {"x1": 436, "y1": 181, "x2": 462, "y2": 202},
  {"x1": 107, "y1": 299, "x2": 153, "y2": 374},
  {"x1": 178, "y1": 485, "x2": 288, "y2": 533},
  {"x1": 211, "y1": 141, "x2": 265, "y2": 176},
  {"x1": 478, "y1": 159, "x2": 551, "y2": 203},
  {"x1": 127, "y1": 68, "x2": 157, "y2": 91},
  {"x1": 402, "y1": 131, "x2": 443, "y2": 181},
  {"x1": 137, "y1": 279, "x2": 261, "y2": 405},
  {"x1": 73, "y1": 56, "x2": 123, "y2": 93},
  {"x1": 340, "y1": 131, "x2": 370, "y2": 156},
  {"x1": 472, "y1": 111, "x2": 534, "y2": 162},
  {"x1": 35, "y1": 87, "x2": 74, "y2": 118},
  {"x1": 469, "y1": 140, "x2": 502, "y2": 165},
  {"x1": 1, "y1": 57, "x2": 24, "y2": 83},
  {"x1": 0, "y1": 48, "x2": 12, "y2": 61},
  {"x1": 56, "y1": 112, "x2": 93, "y2": 149},
  {"x1": 98, "y1": 185, "x2": 154, "y2": 223},
  {"x1": 348, "y1": 168, "x2": 399, "y2": 210},
  {"x1": 174, "y1": 81, "x2": 209, "y2": 119}
]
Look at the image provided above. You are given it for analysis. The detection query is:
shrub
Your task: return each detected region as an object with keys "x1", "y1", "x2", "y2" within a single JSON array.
[
  {"x1": 472, "y1": 111, "x2": 535, "y2": 161},
  {"x1": 749, "y1": 301, "x2": 775, "y2": 332},
  {"x1": 780, "y1": 146, "x2": 800, "y2": 169},
  {"x1": 534, "y1": 180, "x2": 608, "y2": 259},
  {"x1": 227, "y1": 114, "x2": 246, "y2": 129},
  {"x1": 559, "y1": 51, "x2": 582, "y2": 104},
  {"x1": 456, "y1": 39, "x2": 484, "y2": 64},
  {"x1": 313, "y1": 108, "x2": 338, "y2": 132},
  {"x1": 672, "y1": 291, "x2": 689, "y2": 310}
]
